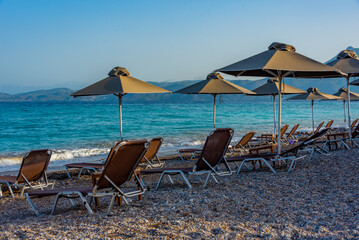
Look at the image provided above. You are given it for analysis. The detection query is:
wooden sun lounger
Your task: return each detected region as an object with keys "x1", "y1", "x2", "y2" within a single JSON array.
[
  {"x1": 0, "y1": 149, "x2": 53, "y2": 198},
  {"x1": 141, "y1": 128, "x2": 233, "y2": 189},
  {"x1": 25, "y1": 140, "x2": 148, "y2": 216}
]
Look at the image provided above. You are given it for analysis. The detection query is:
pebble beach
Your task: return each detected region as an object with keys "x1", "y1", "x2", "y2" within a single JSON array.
[{"x1": 0, "y1": 148, "x2": 358, "y2": 239}]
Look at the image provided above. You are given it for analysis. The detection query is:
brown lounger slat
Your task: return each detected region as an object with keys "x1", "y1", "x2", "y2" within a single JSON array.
[
  {"x1": 28, "y1": 187, "x2": 93, "y2": 197},
  {"x1": 178, "y1": 148, "x2": 202, "y2": 153},
  {"x1": 141, "y1": 167, "x2": 193, "y2": 174},
  {"x1": 65, "y1": 163, "x2": 104, "y2": 169},
  {"x1": 0, "y1": 176, "x2": 17, "y2": 183}
]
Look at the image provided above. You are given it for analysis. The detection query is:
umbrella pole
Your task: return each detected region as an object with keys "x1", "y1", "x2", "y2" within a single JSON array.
[
  {"x1": 343, "y1": 100, "x2": 346, "y2": 125},
  {"x1": 347, "y1": 77, "x2": 352, "y2": 141},
  {"x1": 277, "y1": 76, "x2": 282, "y2": 154},
  {"x1": 117, "y1": 94, "x2": 123, "y2": 141},
  {"x1": 273, "y1": 95, "x2": 276, "y2": 135},
  {"x1": 213, "y1": 94, "x2": 216, "y2": 128},
  {"x1": 311, "y1": 100, "x2": 315, "y2": 132}
]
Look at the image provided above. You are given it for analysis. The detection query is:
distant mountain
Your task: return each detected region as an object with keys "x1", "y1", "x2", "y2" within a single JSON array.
[{"x1": 1, "y1": 76, "x2": 359, "y2": 103}]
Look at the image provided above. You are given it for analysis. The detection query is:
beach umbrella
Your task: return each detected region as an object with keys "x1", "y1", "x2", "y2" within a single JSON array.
[
  {"x1": 287, "y1": 87, "x2": 340, "y2": 131},
  {"x1": 326, "y1": 50, "x2": 359, "y2": 140},
  {"x1": 216, "y1": 42, "x2": 345, "y2": 153},
  {"x1": 71, "y1": 66, "x2": 171, "y2": 140},
  {"x1": 252, "y1": 78, "x2": 306, "y2": 134},
  {"x1": 175, "y1": 72, "x2": 255, "y2": 128},
  {"x1": 332, "y1": 87, "x2": 359, "y2": 125}
]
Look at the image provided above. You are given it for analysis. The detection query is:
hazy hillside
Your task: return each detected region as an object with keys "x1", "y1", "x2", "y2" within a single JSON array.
[
  {"x1": 1, "y1": 77, "x2": 359, "y2": 103},
  {"x1": 1, "y1": 46, "x2": 358, "y2": 103}
]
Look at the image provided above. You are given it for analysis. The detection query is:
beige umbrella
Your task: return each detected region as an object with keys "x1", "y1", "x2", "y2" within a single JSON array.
[
  {"x1": 216, "y1": 42, "x2": 345, "y2": 153},
  {"x1": 327, "y1": 50, "x2": 359, "y2": 140},
  {"x1": 71, "y1": 66, "x2": 171, "y2": 140},
  {"x1": 175, "y1": 72, "x2": 255, "y2": 128},
  {"x1": 252, "y1": 78, "x2": 306, "y2": 133},
  {"x1": 287, "y1": 87, "x2": 340, "y2": 131},
  {"x1": 332, "y1": 87, "x2": 359, "y2": 125}
]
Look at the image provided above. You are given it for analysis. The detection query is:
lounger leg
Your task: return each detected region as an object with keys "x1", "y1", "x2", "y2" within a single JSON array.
[
  {"x1": 178, "y1": 151, "x2": 185, "y2": 161},
  {"x1": 179, "y1": 172, "x2": 192, "y2": 189},
  {"x1": 340, "y1": 140, "x2": 350, "y2": 150},
  {"x1": 203, "y1": 172, "x2": 211, "y2": 188},
  {"x1": 51, "y1": 193, "x2": 62, "y2": 215},
  {"x1": 77, "y1": 169, "x2": 84, "y2": 179},
  {"x1": 106, "y1": 194, "x2": 117, "y2": 216},
  {"x1": 65, "y1": 168, "x2": 72, "y2": 179},
  {"x1": 25, "y1": 193, "x2": 42, "y2": 217},
  {"x1": 0, "y1": 185, "x2": 2, "y2": 197},
  {"x1": 7, "y1": 183, "x2": 15, "y2": 198},
  {"x1": 155, "y1": 172, "x2": 167, "y2": 190},
  {"x1": 167, "y1": 175, "x2": 174, "y2": 184},
  {"x1": 236, "y1": 160, "x2": 250, "y2": 175},
  {"x1": 78, "y1": 194, "x2": 93, "y2": 215},
  {"x1": 211, "y1": 175, "x2": 219, "y2": 184},
  {"x1": 20, "y1": 186, "x2": 26, "y2": 197},
  {"x1": 68, "y1": 198, "x2": 76, "y2": 208},
  {"x1": 261, "y1": 159, "x2": 277, "y2": 173}
]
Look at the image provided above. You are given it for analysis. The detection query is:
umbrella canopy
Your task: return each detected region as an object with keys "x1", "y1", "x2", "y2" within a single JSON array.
[
  {"x1": 326, "y1": 50, "x2": 359, "y2": 140},
  {"x1": 252, "y1": 78, "x2": 306, "y2": 133},
  {"x1": 332, "y1": 87, "x2": 359, "y2": 125},
  {"x1": 287, "y1": 87, "x2": 340, "y2": 131},
  {"x1": 175, "y1": 72, "x2": 255, "y2": 128},
  {"x1": 71, "y1": 66, "x2": 171, "y2": 140},
  {"x1": 216, "y1": 42, "x2": 345, "y2": 153}
]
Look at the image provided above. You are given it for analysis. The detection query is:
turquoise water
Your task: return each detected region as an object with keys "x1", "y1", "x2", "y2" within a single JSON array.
[{"x1": 0, "y1": 100, "x2": 356, "y2": 171}]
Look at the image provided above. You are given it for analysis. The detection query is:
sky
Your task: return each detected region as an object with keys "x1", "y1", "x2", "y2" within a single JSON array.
[{"x1": 0, "y1": 0, "x2": 359, "y2": 93}]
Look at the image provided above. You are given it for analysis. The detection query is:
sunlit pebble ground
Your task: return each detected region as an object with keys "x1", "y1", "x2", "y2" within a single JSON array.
[{"x1": 0, "y1": 149, "x2": 358, "y2": 239}]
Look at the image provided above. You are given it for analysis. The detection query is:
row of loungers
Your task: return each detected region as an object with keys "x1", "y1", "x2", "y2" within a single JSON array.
[{"x1": 1, "y1": 123, "x2": 358, "y2": 216}]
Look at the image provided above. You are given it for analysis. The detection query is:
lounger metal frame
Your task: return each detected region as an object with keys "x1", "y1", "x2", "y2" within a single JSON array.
[{"x1": 25, "y1": 141, "x2": 148, "y2": 216}]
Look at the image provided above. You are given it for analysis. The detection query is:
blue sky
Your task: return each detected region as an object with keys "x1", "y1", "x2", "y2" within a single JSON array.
[{"x1": 0, "y1": 0, "x2": 358, "y2": 93}]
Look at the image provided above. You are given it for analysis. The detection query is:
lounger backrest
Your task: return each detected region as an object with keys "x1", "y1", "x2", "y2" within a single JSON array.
[
  {"x1": 235, "y1": 132, "x2": 255, "y2": 149},
  {"x1": 195, "y1": 128, "x2": 233, "y2": 171},
  {"x1": 96, "y1": 140, "x2": 148, "y2": 190},
  {"x1": 351, "y1": 118, "x2": 358, "y2": 129},
  {"x1": 325, "y1": 120, "x2": 334, "y2": 128},
  {"x1": 351, "y1": 123, "x2": 359, "y2": 138},
  {"x1": 274, "y1": 124, "x2": 289, "y2": 141},
  {"x1": 16, "y1": 149, "x2": 52, "y2": 183},
  {"x1": 140, "y1": 138, "x2": 162, "y2": 163},
  {"x1": 104, "y1": 141, "x2": 123, "y2": 164},
  {"x1": 313, "y1": 121, "x2": 324, "y2": 134},
  {"x1": 286, "y1": 124, "x2": 299, "y2": 139}
]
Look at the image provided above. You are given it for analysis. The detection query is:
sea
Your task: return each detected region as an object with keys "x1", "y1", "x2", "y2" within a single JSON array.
[{"x1": 0, "y1": 100, "x2": 356, "y2": 172}]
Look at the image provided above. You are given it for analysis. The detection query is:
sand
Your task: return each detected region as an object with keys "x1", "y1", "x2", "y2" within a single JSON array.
[{"x1": 0, "y1": 149, "x2": 358, "y2": 239}]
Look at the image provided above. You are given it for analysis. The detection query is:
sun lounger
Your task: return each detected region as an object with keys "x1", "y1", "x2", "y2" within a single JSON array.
[
  {"x1": 228, "y1": 131, "x2": 256, "y2": 155},
  {"x1": 0, "y1": 149, "x2": 53, "y2": 198},
  {"x1": 141, "y1": 128, "x2": 233, "y2": 189},
  {"x1": 25, "y1": 140, "x2": 148, "y2": 216},
  {"x1": 227, "y1": 128, "x2": 331, "y2": 174},
  {"x1": 139, "y1": 138, "x2": 164, "y2": 168},
  {"x1": 282, "y1": 123, "x2": 300, "y2": 144}
]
